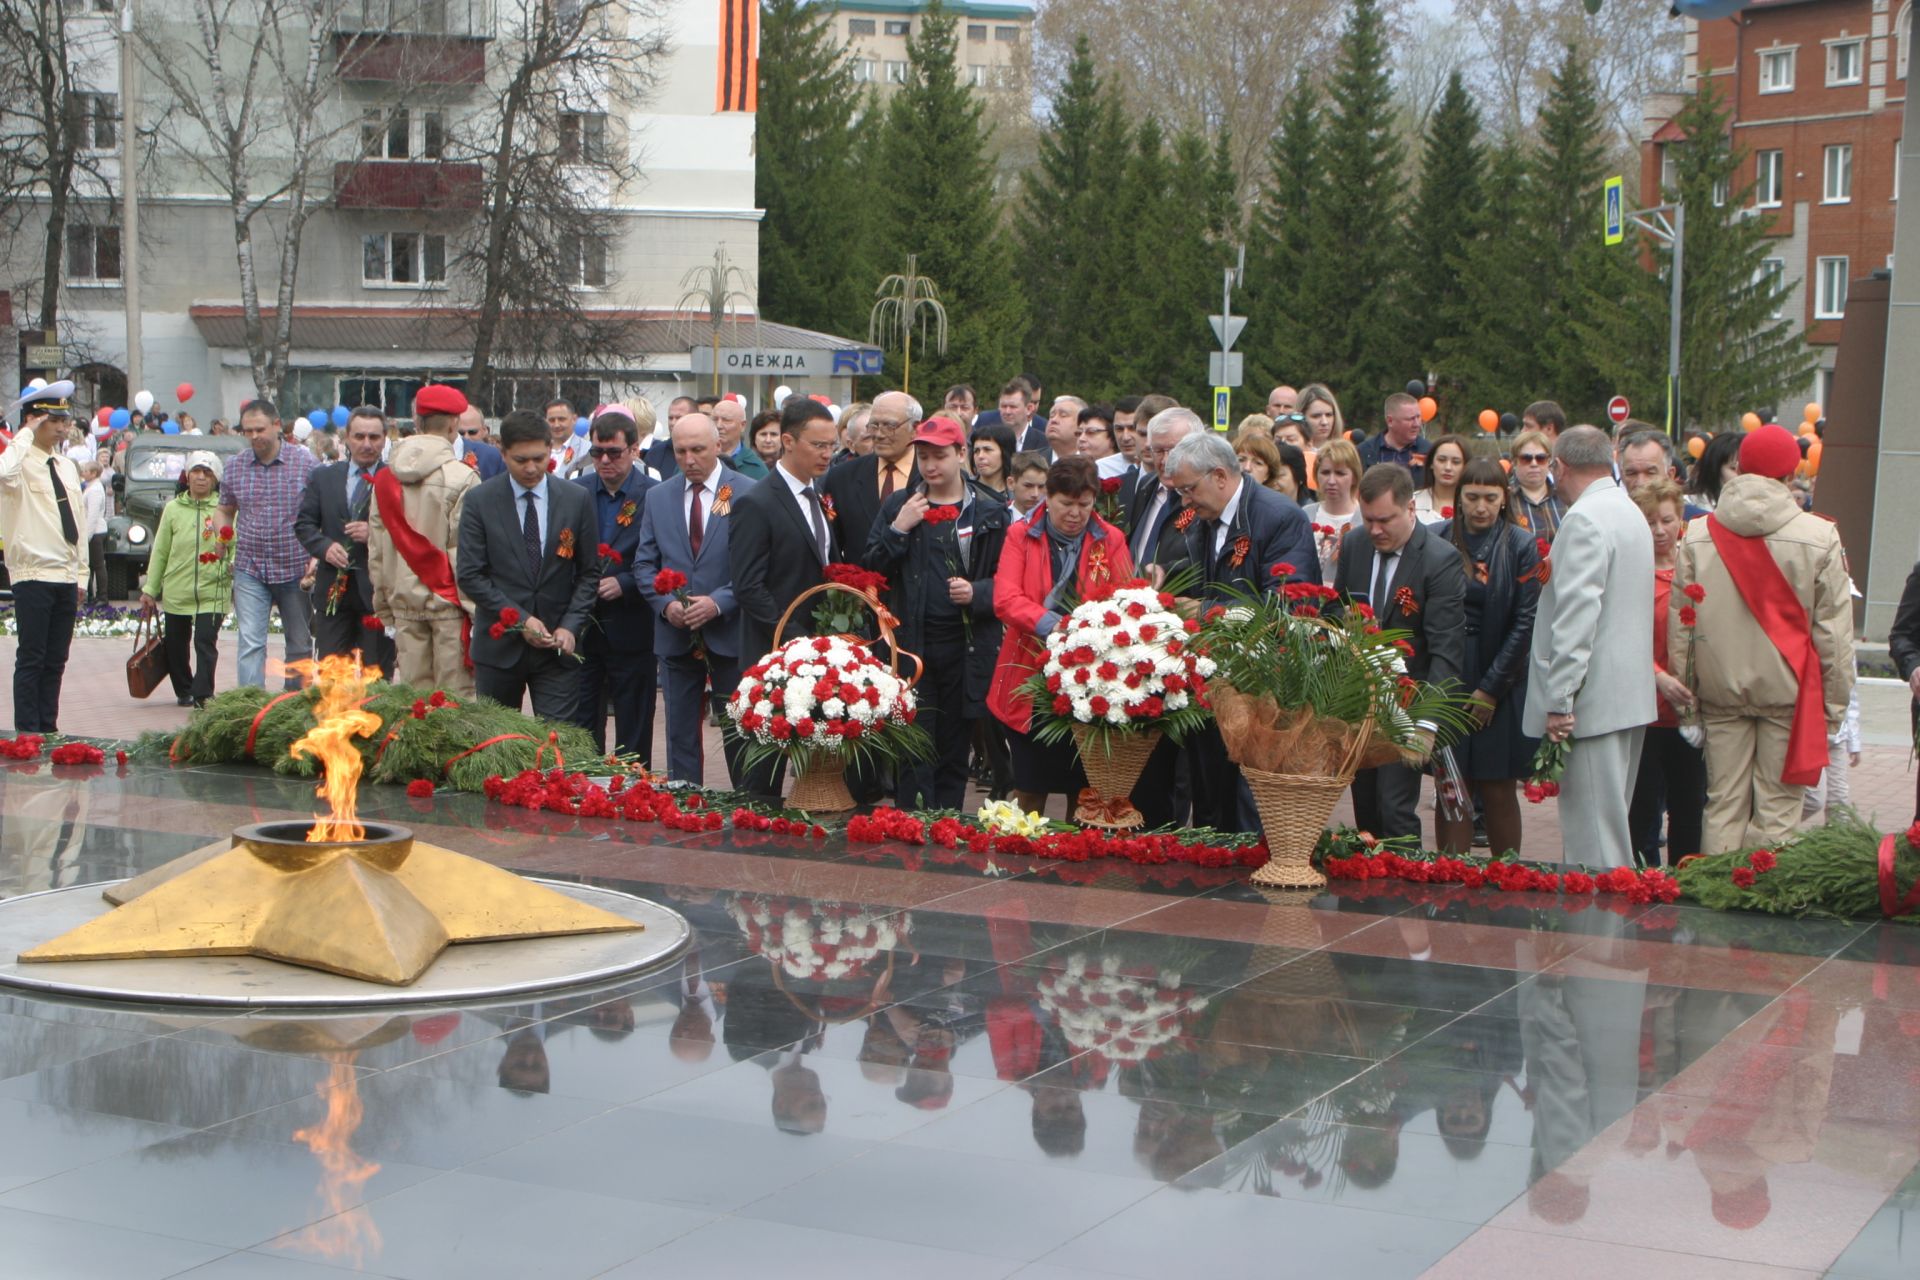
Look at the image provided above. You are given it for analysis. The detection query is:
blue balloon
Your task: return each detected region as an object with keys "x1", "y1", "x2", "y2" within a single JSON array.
[
  {"x1": 573, "y1": 416, "x2": 590, "y2": 436},
  {"x1": 330, "y1": 405, "x2": 351, "y2": 428},
  {"x1": 308, "y1": 409, "x2": 327, "y2": 428},
  {"x1": 109, "y1": 408, "x2": 130, "y2": 429},
  {"x1": 160, "y1": 421, "x2": 180, "y2": 434}
]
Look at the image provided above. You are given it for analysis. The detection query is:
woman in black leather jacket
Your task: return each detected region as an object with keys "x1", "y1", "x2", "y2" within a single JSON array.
[
  {"x1": 1887, "y1": 560, "x2": 1920, "y2": 823},
  {"x1": 1433, "y1": 456, "x2": 1542, "y2": 857}
]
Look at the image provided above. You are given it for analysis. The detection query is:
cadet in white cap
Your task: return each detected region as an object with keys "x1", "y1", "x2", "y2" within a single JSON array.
[{"x1": 0, "y1": 381, "x2": 89, "y2": 732}]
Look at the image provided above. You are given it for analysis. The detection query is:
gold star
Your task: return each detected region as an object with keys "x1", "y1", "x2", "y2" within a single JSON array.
[{"x1": 20, "y1": 823, "x2": 641, "y2": 986}]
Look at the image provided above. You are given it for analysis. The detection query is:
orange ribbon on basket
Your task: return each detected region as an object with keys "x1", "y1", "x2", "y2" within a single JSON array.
[
  {"x1": 243, "y1": 691, "x2": 304, "y2": 757},
  {"x1": 440, "y1": 730, "x2": 564, "y2": 776},
  {"x1": 1878, "y1": 834, "x2": 1920, "y2": 919}
]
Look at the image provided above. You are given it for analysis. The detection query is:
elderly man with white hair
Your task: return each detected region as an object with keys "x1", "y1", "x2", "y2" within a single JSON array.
[
  {"x1": 823, "y1": 389, "x2": 922, "y2": 564},
  {"x1": 1125, "y1": 406, "x2": 1200, "y2": 568}
]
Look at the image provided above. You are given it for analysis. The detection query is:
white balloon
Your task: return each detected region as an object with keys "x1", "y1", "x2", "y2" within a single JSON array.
[
  {"x1": 133, "y1": 389, "x2": 156, "y2": 413},
  {"x1": 827, "y1": 404, "x2": 842, "y2": 424},
  {"x1": 291, "y1": 421, "x2": 313, "y2": 440},
  {"x1": 26, "y1": 377, "x2": 47, "y2": 391},
  {"x1": 773, "y1": 389, "x2": 791, "y2": 408}
]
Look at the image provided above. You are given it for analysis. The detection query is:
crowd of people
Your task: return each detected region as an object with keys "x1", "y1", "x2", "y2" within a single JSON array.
[{"x1": 0, "y1": 372, "x2": 1870, "y2": 868}]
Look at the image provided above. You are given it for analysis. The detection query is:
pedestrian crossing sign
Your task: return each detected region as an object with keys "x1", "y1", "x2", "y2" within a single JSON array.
[{"x1": 1604, "y1": 176, "x2": 1625, "y2": 246}]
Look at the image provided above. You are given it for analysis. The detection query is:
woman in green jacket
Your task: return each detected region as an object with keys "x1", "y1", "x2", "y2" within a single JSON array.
[{"x1": 139, "y1": 452, "x2": 233, "y2": 707}]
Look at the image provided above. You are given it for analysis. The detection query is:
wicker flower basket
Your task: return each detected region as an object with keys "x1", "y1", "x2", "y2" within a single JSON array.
[
  {"x1": 790, "y1": 749, "x2": 855, "y2": 812},
  {"x1": 1071, "y1": 725, "x2": 1161, "y2": 830},
  {"x1": 1245, "y1": 766, "x2": 1354, "y2": 888}
]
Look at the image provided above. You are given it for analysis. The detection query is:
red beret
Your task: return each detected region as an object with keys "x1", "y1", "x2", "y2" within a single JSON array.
[
  {"x1": 414, "y1": 384, "x2": 469, "y2": 417},
  {"x1": 912, "y1": 416, "x2": 966, "y2": 449},
  {"x1": 1738, "y1": 423, "x2": 1799, "y2": 480}
]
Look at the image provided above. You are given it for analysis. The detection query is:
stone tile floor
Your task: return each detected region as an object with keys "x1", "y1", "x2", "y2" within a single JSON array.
[{"x1": 0, "y1": 755, "x2": 1914, "y2": 1278}]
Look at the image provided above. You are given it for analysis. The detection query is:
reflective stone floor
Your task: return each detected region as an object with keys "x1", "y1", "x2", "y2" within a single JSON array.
[{"x1": 0, "y1": 761, "x2": 1916, "y2": 1278}]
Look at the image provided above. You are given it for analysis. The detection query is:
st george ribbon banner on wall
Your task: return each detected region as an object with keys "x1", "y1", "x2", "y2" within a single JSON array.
[{"x1": 716, "y1": 0, "x2": 758, "y2": 112}]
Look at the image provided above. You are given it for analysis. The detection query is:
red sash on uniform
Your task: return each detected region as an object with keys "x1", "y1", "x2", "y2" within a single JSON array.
[
  {"x1": 1706, "y1": 515, "x2": 1828, "y2": 785},
  {"x1": 372, "y1": 468, "x2": 472, "y2": 671}
]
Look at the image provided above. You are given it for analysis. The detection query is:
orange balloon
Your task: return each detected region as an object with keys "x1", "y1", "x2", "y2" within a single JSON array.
[
  {"x1": 1500, "y1": 457, "x2": 1512, "y2": 473},
  {"x1": 1804, "y1": 402, "x2": 1821, "y2": 423},
  {"x1": 1741, "y1": 411, "x2": 1762, "y2": 433},
  {"x1": 1478, "y1": 409, "x2": 1499, "y2": 433},
  {"x1": 1805, "y1": 439, "x2": 1823, "y2": 476},
  {"x1": 1797, "y1": 419, "x2": 1817, "y2": 437},
  {"x1": 1418, "y1": 396, "x2": 1438, "y2": 423},
  {"x1": 1687, "y1": 435, "x2": 1707, "y2": 459}
]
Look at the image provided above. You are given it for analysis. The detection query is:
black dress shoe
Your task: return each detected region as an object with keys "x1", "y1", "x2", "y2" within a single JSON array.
[{"x1": 176, "y1": 696, "x2": 195, "y2": 708}]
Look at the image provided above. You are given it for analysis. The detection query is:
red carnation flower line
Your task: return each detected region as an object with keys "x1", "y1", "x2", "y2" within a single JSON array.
[{"x1": 1318, "y1": 828, "x2": 1682, "y2": 908}]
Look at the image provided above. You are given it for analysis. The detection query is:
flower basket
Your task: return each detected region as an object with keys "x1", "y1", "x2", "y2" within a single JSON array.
[
  {"x1": 726, "y1": 582, "x2": 930, "y2": 811},
  {"x1": 1071, "y1": 725, "x2": 1161, "y2": 830},
  {"x1": 1245, "y1": 763, "x2": 1359, "y2": 889}
]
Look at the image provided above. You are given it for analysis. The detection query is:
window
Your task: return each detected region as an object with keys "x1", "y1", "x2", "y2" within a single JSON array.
[
  {"x1": 994, "y1": 25, "x2": 1020, "y2": 42},
  {"x1": 1660, "y1": 146, "x2": 1677, "y2": 193},
  {"x1": 1895, "y1": 141, "x2": 1902, "y2": 201},
  {"x1": 1900, "y1": 3, "x2": 1912, "y2": 81},
  {"x1": 1824, "y1": 143, "x2": 1852, "y2": 202},
  {"x1": 362, "y1": 108, "x2": 444, "y2": 160},
  {"x1": 66, "y1": 224, "x2": 120, "y2": 282},
  {"x1": 847, "y1": 17, "x2": 874, "y2": 36},
  {"x1": 1815, "y1": 256, "x2": 1848, "y2": 319},
  {"x1": 1826, "y1": 38, "x2": 1863, "y2": 86},
  {"x1": 559, "y1": 111, "x2": 607, "y2": 165},
  {"x1": 967, "y1": 23, "x2": 986, "y2": 40},
  {"x1": 853, "y1": 58, "x2": 876, "y2": 83},
  {"x1": 362, "y1": 231, "x2": 446, "y2": 286},
  {"x1": 1759, "y1": 47, "x2": 1795, "y2": 93},
  {"x1": 966, "y1": 64, "x2": 985, "y2": 88},
  {"x1": 1756, "y1": 149, "x2": 1784, "y2": 207},
  {"x1": 562, "y1": 233, "x2": 609, "y2": 288},
  {"x1": 885, "y1": 60, "x2": 907, "y2": 84},
  {"x1": 67, "y1": 93, "x2": 117, "y2": 151},
  {"x1": 989, "y1": 65, "x2": 1018, "y2": 90},
  {"x1": 883, "y1": 20, "x2": 910, "y2": 35},
  {"x1": 1712, "y1": 175, "x2": 1728, "y2": 207},
  {"x1": 1756, "y1": 257, "x2": 1786, "y2": 319}
]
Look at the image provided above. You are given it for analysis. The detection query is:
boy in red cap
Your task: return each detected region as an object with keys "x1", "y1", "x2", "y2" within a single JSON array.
[{"x1": 1672, "y1": 423, "x2": 1854, "y2": 854}]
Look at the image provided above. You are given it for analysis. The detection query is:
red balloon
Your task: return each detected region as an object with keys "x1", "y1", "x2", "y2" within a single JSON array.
[
  {"x1": 96, "y1": 406, "x2": 113, "y2": 427},
  {"x1": 175, "y1": 382, "x2": 194, "y2": 403}
]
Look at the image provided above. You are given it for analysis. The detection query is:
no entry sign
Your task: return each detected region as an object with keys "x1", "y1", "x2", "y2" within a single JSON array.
[{"x1": 1607, "y1": 395, "x2": 1631, "y2": 425}]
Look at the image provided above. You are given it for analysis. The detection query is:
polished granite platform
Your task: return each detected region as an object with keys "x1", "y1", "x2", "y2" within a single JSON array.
[{"x1": 0, "y1": 759, "x2": 1915, "y2": 1279}]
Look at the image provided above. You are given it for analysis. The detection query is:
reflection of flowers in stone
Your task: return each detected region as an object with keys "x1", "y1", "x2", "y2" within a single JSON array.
[
  {"x1": 1035, "y1": 952, "x2": 1210, "y2": 1064},
  {"x1": 726, "y1": 895, "x2": 910, "y2": 982}
]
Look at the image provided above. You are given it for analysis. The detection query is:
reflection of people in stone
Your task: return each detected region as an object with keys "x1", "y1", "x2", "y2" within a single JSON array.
[
  {"x1": 0, "y1": 776, "x2": 90, "y2": 894},
  {"x1": 497, "y1": 1026, "x2": 551, "y2": 1095},
  {"x1": 771, "y1": 1050, "x2": 827, "y2": 1136}
]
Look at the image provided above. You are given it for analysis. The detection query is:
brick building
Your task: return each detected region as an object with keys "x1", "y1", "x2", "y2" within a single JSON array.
[{"x1": 1641, "y1": 0, "x2": 1910, "y2": 408}]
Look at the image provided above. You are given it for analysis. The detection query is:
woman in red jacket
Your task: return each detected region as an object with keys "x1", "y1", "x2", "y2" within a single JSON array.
[{"x1": 988, "y1": 456, "x2": 1133, "y2": 813}]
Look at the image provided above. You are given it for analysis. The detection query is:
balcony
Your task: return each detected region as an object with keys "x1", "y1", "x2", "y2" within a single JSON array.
[
  {"x1": 334, "y1": 160, "x2": 484, "y2": 211},
  {"x1": 334, "y1": 32, "x2": 488, "y2": 85}
]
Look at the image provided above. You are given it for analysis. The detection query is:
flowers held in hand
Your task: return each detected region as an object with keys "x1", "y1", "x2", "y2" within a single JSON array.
[
  {"x1": 726, "y1": 634, "x2": 920, "y2": 758},
  {"x1": 1524, "y1": 737, "x2": 1568, "y2": 804},
  {"x1": 653, "y1": 568, "x2": 704, "y2": 655},
  {"x1": 362, "y1": 614, "x2": 384, "y2": 632},
  {"x1": 1033, "y1": 581, "x2": 1216, "y2": 734},
  {"x1": 923, "y1": 504, "x2": 961, "y2": 525},
  {"x1": 597, "y1": 542, "x2": 622, "y2": 566},
  {"x1": 487, "y1": 605, "x2": 523, "y2": 640},
  {"x1": 1682, "y1": 582, "x2": 1706, "y2": 603}
]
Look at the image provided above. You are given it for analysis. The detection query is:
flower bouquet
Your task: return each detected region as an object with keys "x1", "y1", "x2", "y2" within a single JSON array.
[
  {"x1": 727, "y1": 629, "x2": 930, "y2": 812},
  {"x1": 815, "y1": 563, "x2": 888, "y2": 636},
  {"x1": 1034, "y1": 951, "x2": 1212, "y2": 1066},
  {"x1": 1193, "y1": 574, "x2": 1474, "y2": 888},
  {"x1": 1021, "y1": 579, "x2": 1216, "y2": 829}
]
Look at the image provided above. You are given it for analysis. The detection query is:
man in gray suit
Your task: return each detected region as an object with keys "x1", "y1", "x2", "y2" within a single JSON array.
[
  {"x1": 1523, "y1": 425, "x2": 1656, "y2": 868},
  {"x1": 634, "y1": 412, "x2": 754, "y2": 785},
  {"x1": 457, "y1": 409, "x2": 601, "y2": 721}
]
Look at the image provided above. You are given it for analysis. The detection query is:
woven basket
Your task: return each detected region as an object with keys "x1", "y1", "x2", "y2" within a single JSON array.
[
  {"x1": 1244, "y1": 765, "x2": 1352, "y2": 888},
  {"x1": 789, "y1": 750, "x2": 855, "y2": 812},
  {"x1": 1071, "y1": 726, "x2": 1161, "y2": 830}
]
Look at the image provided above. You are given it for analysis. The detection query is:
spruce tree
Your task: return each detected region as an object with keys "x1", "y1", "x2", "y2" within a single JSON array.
[
  {"x1": 1528, "y1": 46, "x2": 1613, "y2": 413},
  {"x1": 1437, "y1": 140, "x2": 1551, "y2": 421},
  {"x1": 1296, "y1": 0, "x2": 1411, "y2": 416},
  {"x1": 1408, "y1": 71, "x2": 1485, "y2": 422},
  {"x1": 872, "y1": 0, "x2": 1028, "y2": 395},
  {"x1": 1246, "y1": 83, "x2": 1321, "y2": 398},
  {"x1": 755, "y1": 0, "x2": 870, "y2": 336},
  {"x1": 1014, "y1": 35, "x2": 1130, "y2": 395}
]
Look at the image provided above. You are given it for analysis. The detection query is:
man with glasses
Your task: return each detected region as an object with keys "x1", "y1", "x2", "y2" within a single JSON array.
[
  {"x1": 571, "y1": 410, "x2": 658, "y2": 762},
  {"x1": 1509, "y1": 429, "x2": 1564, "y2": 542},
  {"x1": 1124, "y1": 403, "x2": 1195, "y2": 569},
  {"x1": 455, "y1": 405, "x2": 505, "y2": 479},
  {"x1": 823, "y1": 390, "x2": 920, "y2": 563}
]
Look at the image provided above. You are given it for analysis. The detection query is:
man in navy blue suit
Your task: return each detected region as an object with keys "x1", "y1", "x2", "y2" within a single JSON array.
[
  {"x1": 455, "y1": 405, "x2": 506, "y2": 480},
  {"x1": 635, "y1": 412, "x2": 754, "y2": 785},
  {"x1": 572, "y1": 410, "x2": 657, "y2": 761}
]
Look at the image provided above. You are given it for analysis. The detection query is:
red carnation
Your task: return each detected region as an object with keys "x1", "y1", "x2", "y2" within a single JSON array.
[
  {"x1": 428, "y1": 690, "x2": 450, "y2": 707},
  {"x1": 488, "y1": 622, "x2": 507, "y2": 640},
  {"x1": 1682, "y1": 582, "x2": 1705, "y2": 603},
  {"x1": 218, "y1": 525, "x2": 234, "y2": 542},
  {"x1": 1749, "y1": 848, "x2": 1777, "y2": 873},
  {"x1": 653, "y1": 568, "x2": 688, "y2": 595},
  {"x1": 598, "y1": 542, "x2": 622, "y2": 565},
  {"x1": 362, "y1": 614, "x2": 384, "y2": 631},
  {"x1": 499, "y1": 606, "x2": 522, "y2": 626},
  {"x1": 1731, "y1": 866, "x2": 1756, "y2": 888},
  {"x1": 115, "y1": 750, "x2": 128, "y2": 765},
  {"x1": 1100, "y1": 477, "x2": 1124, "y2": 494},
  {"x1": 1679, "y1": 606, "x2": 1697, "y2": 627},
  {"x1": 1440, "y1": 506, "x2": 1454, "y2": 519},
  {"x1": 406, "y1": 779, "x2": 435, "y2": 799}
]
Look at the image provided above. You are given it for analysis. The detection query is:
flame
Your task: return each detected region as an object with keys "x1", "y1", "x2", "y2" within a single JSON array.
[
  {"x1": 287, "y1": 654, "x2": 384, "y2": 842},
  {"x1": 288, "y1": 1053, "x2": 384, "y2": 1264}
]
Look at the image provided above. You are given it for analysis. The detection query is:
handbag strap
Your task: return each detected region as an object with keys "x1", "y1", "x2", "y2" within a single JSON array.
[{"x1": 133, "y1": 612, "x2": 151, "y2": 649}]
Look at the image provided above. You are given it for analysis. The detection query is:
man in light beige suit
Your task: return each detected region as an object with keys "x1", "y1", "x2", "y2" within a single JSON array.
[{"x1": 1522, "y1": 426, "x2": 1657, "y2": 868}]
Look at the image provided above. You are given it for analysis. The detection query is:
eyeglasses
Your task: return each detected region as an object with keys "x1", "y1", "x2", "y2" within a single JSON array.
[
  {"x1": 1515, "y1": 453, "x2": 1550, "y2": 464},
  {"x1": 588, "y1": 446, "x2": 629, "y2": 460},
  {"x1": 1275, "y1": 413, "x2": 1306, "y2": 424}
]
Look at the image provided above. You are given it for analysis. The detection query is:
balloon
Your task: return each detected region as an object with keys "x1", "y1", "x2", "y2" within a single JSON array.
[
  {"x1": 809, "y1": 393, "x2": 831, "y2": 405},
  {"x1": 95, "y1": 406, "x2": 112, "y2": 427},
  {"x1": 1499, "y1": 458, "x2": 1512, "y2": 474},
  {"x1": 1803, "y1": 402, "x2": 1821, "y2": 424},
  {"x1": 26, "y1": 377, "x2": 46, "y2": 391},
  {"x1": 1687, "y1": 435, "x2": 1707, "y2": 458},
  {"x1": 828, "y1": 404, "x2": 842, "y2": 423},
  {"x1": 307, "y1": 409, "x2": 327, "y2": 428},
  {"x1": 292, "y1": 420, "x2": 313, "y2": 441},
  {"x1": 573, "y1": 416, "x2": 590, "y2": 435},
  {"x1": 175, "y1": 382, "x2": 194, "y2": 403},
  {"x1": 773, "y1": 384, "x2": 792, "y2": 408},
  {"x1": 331, "y1": 405, "x2": 351, "y2": 428},
  {"x1": 133, "y1": 389, "x2": 155, "y2": 414},
  {"x1": 109, "y1": 408, "x2": 130, "y2": 429},
  {"x1": 161, "y1": 421, "x2": 181, "y2": 434},
  {"x1": 1741, "y1": 411, "x2": 1762, "y2": 433},
  {"x1": 1417, "y1": 396, "x2": 1438, "y2": 423},
  {"x1": 1797, "y1": 419, "x2": 1817, "y2": 437},
  {"x1": 1805, "y1": 439, "x2": 1822, "y2": 475},
  {"x1": 1478, "y1": 409, "x2": 1499, "y2": 433},
  {"x1": 1499, "y1": 412, "x2": 1519, "y2": 434},
  {"x1": 1404, "y1": 379, "x2": 1427, "y2": 397}
]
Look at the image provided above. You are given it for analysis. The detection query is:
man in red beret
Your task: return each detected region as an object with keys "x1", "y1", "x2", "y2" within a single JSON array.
[
  {"x1": 369, "y1": 383, "x2": 482, "y2": 694},
  {"x1": 1671, "y1": 423, "x2": 1854, "y2": 855}
]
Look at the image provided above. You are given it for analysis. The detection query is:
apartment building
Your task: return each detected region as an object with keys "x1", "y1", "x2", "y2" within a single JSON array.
[{"x1": 836, "y1": 0, "x2": 1032, "y2": 97}]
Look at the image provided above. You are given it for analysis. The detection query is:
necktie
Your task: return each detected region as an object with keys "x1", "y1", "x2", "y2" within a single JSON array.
[
  {"x1": 881, "y1": 462, "x2": 897, "y2": 498},
  {"x1": 351, "y1": 468, "x2": 372, "y2": 518},
  {"x1": 1133, "y1": 488, "x2": 1165, "y2": 563},
  {"x1": 803, "y1": 484, "x2": 828, "y2": 562},
  {"x1": 688, "y1": 483, "x2": 704, "y2": 556},
  {"x1": 1373, "y1": 551, "x2": 1397, "y2": 608},
  {"x1": 47, "y1": 459, "x2": 78, "y2": 545},
  {"x1": 522, "y1": 489, "x2": 542, "y2": 578}
]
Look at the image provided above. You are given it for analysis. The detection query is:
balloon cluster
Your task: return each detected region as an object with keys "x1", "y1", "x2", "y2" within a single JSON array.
[{"x1": 93, "y1": 381, "x2": 199, "y2": 434}]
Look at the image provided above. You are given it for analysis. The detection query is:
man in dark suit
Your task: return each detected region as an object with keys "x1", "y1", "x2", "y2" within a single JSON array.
[
  {"x1": 1334, "y1": 463, "x2": 1468, "y2": 844},
  {"x1": 572, "y1": 409, "x2": 657, "y2": 761},
  {"x1": 1160, "y1": 431, "x2": 1322, "y2": 832},
  {"x1": 456, "y1": 409, "x2": 601, "y2": 721},
  {"x1": 455, "y1": 406, "x2": 507, "y2": 480},
  {"x1": 728, "y1": 397, "x2": 841, "y2": 799},
  {"x1": 295, "y1": 406, "x2": 396, "y2": 674},
  {"x1": 823, "y1": 389, "x2": 920, "y2": 557},
  {"x1": 635, "y1": 412, "x2": 753, "y2": 785},
  {"x1": 1123, "y1": 406, "x2": 1200, "y2": 571}
]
